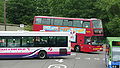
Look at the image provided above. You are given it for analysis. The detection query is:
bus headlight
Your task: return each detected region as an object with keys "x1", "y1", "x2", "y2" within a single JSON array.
[
  {"x1": 112, "y1": 65, "x2": 119, "y2": 68},
  {"x1": 100, "y1": 48, "x2": 103, "y2": 50}
]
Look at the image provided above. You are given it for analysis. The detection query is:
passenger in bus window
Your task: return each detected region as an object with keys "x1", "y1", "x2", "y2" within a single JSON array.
[
  {"x1": 0, "y1": 39, "x2": 5, "y2": 47},
  {"x1": 92, "y1": 40, "x2": 97, "y2": 45},
  {"x1": 13, "y1": 39, "x2": 16, "y2": 46},
  {"x1": 26, "y1": 40, "x2": 33, "y2": 47},
  {"x1": 86, "y1": 37, "x2": 91, "y2": 45}
]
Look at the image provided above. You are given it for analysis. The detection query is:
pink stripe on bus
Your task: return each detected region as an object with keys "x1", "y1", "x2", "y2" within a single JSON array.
[
  {"x1": 0, "y1": 53, "x2": 32, "y2": 55},
  {"x1": 47, "y1": 52, "x2": 71, "y2": 54},
  {"x1": 47, "y1": 52, "x2": 59, "y2": 54},
  {"x1": 67, "y1": 52, "x2": 71, "y2": 54}
]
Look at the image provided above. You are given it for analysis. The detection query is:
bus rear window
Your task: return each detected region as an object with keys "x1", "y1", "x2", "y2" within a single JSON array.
[
  {"x1": 112, "y1": 41, "x2": 120, "y2": 46},
  {"x1": 35, "y1": 18, "x2": 42, "y2": 24}
]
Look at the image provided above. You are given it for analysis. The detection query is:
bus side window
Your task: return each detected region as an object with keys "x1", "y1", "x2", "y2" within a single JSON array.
[
  {"x1": 63, "y1": 20, "x2": 72, "y2": 26},
  {"x1": 34, "y1": 36, "x2": 48, "y2": 47},
  {"x1": 83, "y1": 21, "x2": 90, "y2": 28},
  {"x1": 22, "y1": 37, "x2": 34, "y2": 47},
  {"x1": 49, "y1": 36, "x2": 56, "y2": 47},
  {"x1": 73, "y1": 20, "x2": 82, "y2": 27},
  {"x1": 54, "y1": 19, "x2": 63, "y2": 26},
  {"x1": 42, "y1": 18, "x2": 51, "y2": 25},
  {"x1": 0, "y1": 38, "x2": 6, "y2": 47},
  {"x1": 50, "y1": 19, "x2": 54, "y2": 25},
  {"x1": 7, "y1": 37, "x2": 21, "y2": 47},
  {"x1": 57, "y1": 36, "x2": 67, "y2": 47}
]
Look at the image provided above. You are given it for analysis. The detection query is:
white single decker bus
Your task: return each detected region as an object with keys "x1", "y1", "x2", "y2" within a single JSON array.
[{"x1": 0, "y1": 31, "x2": 71, "y2": 59}]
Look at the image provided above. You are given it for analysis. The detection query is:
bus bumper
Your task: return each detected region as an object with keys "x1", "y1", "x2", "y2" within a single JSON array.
[
  {"x1": 92, "y1": 47, "x2": 103, "y2": 51},
  {"x1": 47, "y1": 52, "x2": 71, "y2": 56},
  {"x1": 81, "y1": 46, "x2": 103, "y2": 52},
  {"x1": 108, "y1": 61, "x2": 120, "y2": 68}
]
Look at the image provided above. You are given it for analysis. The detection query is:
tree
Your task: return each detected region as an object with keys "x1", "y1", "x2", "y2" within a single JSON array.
[
  {"x1": 35, "y1": 0, "x2": 50, "y2": 16},
  {"x1": 5, "y1": 0, "x2": 120, "y2": 36},
  {"x1": 48, "y1": 0, "x2": 98, "y2": 18},
  {"x1": 0, "y1": 0, "x2": 4, "y2": 23},
  {"x1": 96, "y1": 0, "x2": 120, "y2": 36},
  {"x1": 96, "y1": 0, "x2": 120, "y2": 20},
  {"x1": 106, "y1": 17, "x2": 120, "y2": 36},
  {"x1": 7, "y1": 0, "x2": 37, "y2": 24},
  {"x1": 6, "y1": 0, "x2": 51, "y2": 25}
]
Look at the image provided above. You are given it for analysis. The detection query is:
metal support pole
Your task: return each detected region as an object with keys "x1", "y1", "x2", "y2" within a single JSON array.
[{"x1": 4, "y1": 0, "x2": 7, "y2": 31}]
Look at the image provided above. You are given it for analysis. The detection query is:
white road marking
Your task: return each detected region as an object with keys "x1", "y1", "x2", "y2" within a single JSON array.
[
  {"x1": 75, "y1": 57, "x2": 80, "y2": 59},
  {"x1": 55, "y1": 59, "x2": 64, "y2": 63},
  {"x1": 85, "y1": 58, "x2": 90, "y2": 60},
  {"x1": 74, "y1": 57, "x2": 104, "y2": 61},
  {"x1": 103, "y1": 58, "x2": 105, "y2": 61},
  {"x1": 71, "y1": 53, "x2": 76, "y2": 56},
  {"x1": 48, "y1": 64, "x2": 67, "y2": 68},
  {"x1": 94, "y1": 58, "x2": 100, "y2": 60}
]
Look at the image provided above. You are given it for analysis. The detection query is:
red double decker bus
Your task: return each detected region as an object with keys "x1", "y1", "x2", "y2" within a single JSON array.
[{"x1": 33, "y1": 16, "x2": 104, "y2": 52}]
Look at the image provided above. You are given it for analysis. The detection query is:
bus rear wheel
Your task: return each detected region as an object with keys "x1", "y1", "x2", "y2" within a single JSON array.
[
  {"x1": 75, "y1": 46, "x2": 80, "y2": 52},
  {"x1": 38, "y1": 51, "x2": 47, "y2": 59}
]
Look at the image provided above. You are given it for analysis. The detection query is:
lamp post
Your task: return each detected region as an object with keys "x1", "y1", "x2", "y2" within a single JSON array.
[{"x1": 4, "y1": 0, "x2": 7, "y2": 31}]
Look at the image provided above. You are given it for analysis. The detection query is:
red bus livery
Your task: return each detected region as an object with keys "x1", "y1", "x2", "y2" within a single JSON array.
[{"x1": 33, "y1": 16, "x2": 104, "y2": 52}]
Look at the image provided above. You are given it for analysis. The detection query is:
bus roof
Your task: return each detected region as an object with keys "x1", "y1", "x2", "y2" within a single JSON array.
[
  {"x1": 0, "y1": 31, "x2": 70, "y2": 36},
  {"x1": 34, "y1": 16, "x2": 100, "y2": 21},
  {"x1": 107, "y1": 37, "x2": 120, "y2": 41}
]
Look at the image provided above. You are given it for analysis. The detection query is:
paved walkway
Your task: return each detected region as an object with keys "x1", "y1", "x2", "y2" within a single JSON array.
[{"x1": 0, "y1": 23, "x2": 22, "y2": 31}]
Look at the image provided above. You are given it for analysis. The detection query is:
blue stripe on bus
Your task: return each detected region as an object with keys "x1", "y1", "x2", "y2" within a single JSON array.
[
  {"x1": 0, "y1": 55, "x2": 37, "y2": 58},
  {"x1": 0, "y1": 49, "x2": 40, "y2": 58},
  {"x1": 47, "y1": 54, "x2": 70, "y2": 56},
  {"x1": 28, "y1": 49, "x2": 40, "y2": 55}
]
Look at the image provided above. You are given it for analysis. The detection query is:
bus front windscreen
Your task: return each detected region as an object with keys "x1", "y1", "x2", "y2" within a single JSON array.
[
  {"x1": 112, "y1": 47, "x2": 120, "y2": 61},
  {"x1": 91, "y1": 36, "x2": 104, "y2": 45},
  {"x1": 92, "y1": 20, "x2": 102, "y2": 28}
]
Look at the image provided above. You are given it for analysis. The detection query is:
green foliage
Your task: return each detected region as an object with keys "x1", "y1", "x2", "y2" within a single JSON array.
[
  {"x1": 24, "y1": 25, "x2": 32, "y2": 31},
  {"x1": 96, "y1": 0, "x2": 120, "y2": 20},
  {"x1": 0, "y1": 0, "x2": 119, "y2": 36},
  {"x1": 35, "y1": 0, "x2": 50, "y2": 16},
  {"x1": 106, "y1": 17, "x2": 120, "y2": 36},
  {"x1": 0, "y1": 0, "x2": 4, "y2": 23},
  {"x1": 96, "y1": 0, "x2": 120, "y2": 36},
  {"x1": 7, "y1": 0, "x2": 36, "y2": 24},
  {"x1": 48, "y1": 0, "x2": 98, "y2": 18}
]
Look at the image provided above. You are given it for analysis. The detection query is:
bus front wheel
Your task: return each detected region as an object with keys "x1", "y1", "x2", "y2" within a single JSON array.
[
  {"x1": 75, "y1": 46, "x2": 80, "y2": 52},
  {"x1": 38, "y1": 51, "x2": 47, "y2": 59}
]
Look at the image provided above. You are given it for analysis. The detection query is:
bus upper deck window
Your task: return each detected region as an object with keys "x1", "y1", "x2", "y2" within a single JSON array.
[
  {"x1": 83, "y1": 21, "x2": 90, "y2": 28},
  {"x1": 36, "y1": 18, "x2": 42, "y2": 24}
]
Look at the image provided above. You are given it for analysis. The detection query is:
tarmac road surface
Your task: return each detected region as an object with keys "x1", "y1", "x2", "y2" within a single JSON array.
[{"x1": 0, "y1": 52, "x2": 105, "y2": 68}]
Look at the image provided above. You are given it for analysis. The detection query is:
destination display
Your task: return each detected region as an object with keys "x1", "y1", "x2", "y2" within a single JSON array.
[{"x1": 112, "y1": 41, "x2": 120, "y2": 46}]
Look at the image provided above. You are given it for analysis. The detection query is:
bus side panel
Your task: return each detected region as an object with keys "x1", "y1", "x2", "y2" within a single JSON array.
[
  {"x1": 33, "y1": 24, "x2": 43, "y2": 31},
  {"x1": 77, "y1": 35, "x2": 84, "y2": 44},
  {"x1": 46, "y1": 47, "x2": 71, "y2": 56},
  {"x1": 71, "y1": 35, "x2": 84, "y2": 51},
  {"x1": 77, "y1": 35, "x2": 86, "y2": 52},
  {"x1": 0, "y1": 48, "x2": 39, "y2": 58},
  {"x1": 0, "y1": 47, "x2": 70, "y2": 58}
]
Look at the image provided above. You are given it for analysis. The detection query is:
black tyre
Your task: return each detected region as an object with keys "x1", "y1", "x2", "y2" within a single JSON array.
[
  {"x1": 75, "y1": 46, "x2": 80, "y2": 52},
  {"x1": 38, "y1": 51, "x2": 47, "y2": 59}
]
